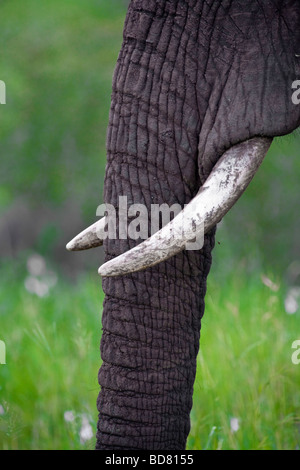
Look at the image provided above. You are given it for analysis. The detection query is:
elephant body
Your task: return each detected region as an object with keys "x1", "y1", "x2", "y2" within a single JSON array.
[{"x1": 95, "y1": 0, "x2": 300, "y2": 450}]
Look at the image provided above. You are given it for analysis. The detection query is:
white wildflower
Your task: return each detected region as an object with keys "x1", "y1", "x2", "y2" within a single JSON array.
[
  {"x1": 64, "y1": 410, "x2": 75, "y2": 423},
  {"x1": 230, "y1": 417, "x2": 240, "y2": 433},
  {"x1": 79, "y1": 414, "x2": 93, "y2": 444},
  {"x1": 261, "y1": 275, "x2": 279, "y2": 292},
  {"x1": 285, "y1": 287, "x2": 300, "y2": 315},
  {"x1": 24, "y1": 276, "x2": 49, "y2": 298},
  {"x1": 25, "y1": 254, "x2": 57, "y2": 297},
  {"x1": 27, "y1": 254, "x2": 46, "y2": 277}
]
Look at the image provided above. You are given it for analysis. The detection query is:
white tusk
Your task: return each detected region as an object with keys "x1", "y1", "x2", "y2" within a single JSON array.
[
  {"x1": 98, "y1": 137, "x2": 272, "y2": 277},
  {"x1": 66, "y1": 217, "x2": 106, "y2": 251}
]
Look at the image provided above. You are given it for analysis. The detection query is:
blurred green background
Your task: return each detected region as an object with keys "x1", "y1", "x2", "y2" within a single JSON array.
[{"x1": 0, "y1": 0, "x2": 299, "y2": 450}]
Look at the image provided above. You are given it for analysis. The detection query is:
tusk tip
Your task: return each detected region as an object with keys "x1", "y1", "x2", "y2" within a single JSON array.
[
  {"x1": 98, "y1": 261, "x2": 120, "y2": 277},
  {"x1": 66, "y1": 240, "x2": 76, "y2": 251},
  {"x1": 66, "y1": 218, "x2": 106, "y2": 252},
  {"x1": 98, "y1": 265, "x2": 108, "y2": 277},
  {"x1": 66, "y1": 235, "x2": 92, "y2": 252}
]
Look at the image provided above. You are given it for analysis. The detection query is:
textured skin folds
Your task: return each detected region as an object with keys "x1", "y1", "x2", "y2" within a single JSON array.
[
  {"x1": 97, "y1": 235, "x2": 215, "y2": 449},
  {"x1": 96, "y1": 1, "x2": 300, "y2": 449}
]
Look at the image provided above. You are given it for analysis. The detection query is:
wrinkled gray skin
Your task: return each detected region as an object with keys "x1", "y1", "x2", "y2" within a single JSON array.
[{"x1": 96, "y1": 0, "x2": 300, "y2": 449}]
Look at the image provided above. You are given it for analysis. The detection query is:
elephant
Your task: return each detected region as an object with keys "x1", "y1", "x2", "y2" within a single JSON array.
[{"x1": 67, "y1": 0, "x2": 300, "y2": 450}]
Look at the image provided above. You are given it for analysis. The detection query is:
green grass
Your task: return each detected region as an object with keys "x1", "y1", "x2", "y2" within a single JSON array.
[
  {"x1": 0, "y1": 256, "x2": 299, "y2": 450},
  {"x1": 188, "y1": 263, "x2": 300, "y2": 450},
  {"x1": 0, "y1": 258, "x2": 103, "y2": 450}
]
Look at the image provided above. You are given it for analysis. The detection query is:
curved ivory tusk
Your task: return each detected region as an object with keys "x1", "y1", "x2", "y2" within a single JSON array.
[
  {"x1": 66, "y1": 217, "x2": 106, "y2": 251},
  {"x1": 98, "y1": 137, "x2": 272, "y2": 277}
]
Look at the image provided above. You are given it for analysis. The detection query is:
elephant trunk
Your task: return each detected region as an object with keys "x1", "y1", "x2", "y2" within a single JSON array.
[
  {"x1": 96, "y1": 231, "x2": 215, "y2": 450},
  {"x1": 94, "y1": 0, "x2": 213, "y2": 448}
]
